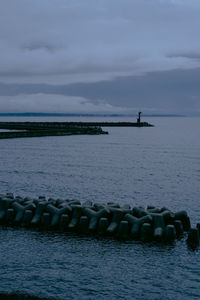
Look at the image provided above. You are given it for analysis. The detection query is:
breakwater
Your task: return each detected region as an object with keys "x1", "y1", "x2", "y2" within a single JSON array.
[
  {"x1": 0, "y1": 122, "x2": 108, "y2": 139},
  {"x1": 0, "y1": 193, "x2": 199, "y2": 248},
  {"x1": 69, "y1": 121, "x2": 154, "y2": 127},
  {"x1": 0, "y1": 120, "x2": 153, "y2": 139},
  {"x1": 0, "y1": 121, "x2": 153, "y2": 131}
]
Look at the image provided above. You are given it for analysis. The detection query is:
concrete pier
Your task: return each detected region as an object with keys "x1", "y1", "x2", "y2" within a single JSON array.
[
  {"x1": 0, "y1": 120, "x2": 153, "y2": 139},
  {"x1": 0, "y1": 122, "x2": 108, "y2": 139},
  {"x1": 0, "y1": 121, "x2": 153, "y2": 130}
]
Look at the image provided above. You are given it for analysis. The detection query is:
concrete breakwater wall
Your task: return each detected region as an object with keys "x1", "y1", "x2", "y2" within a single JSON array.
[
  {"x1": 0, "y1": 120, "x2": 153, "y2": 139},
  {"x1": 0, "y1": 122, "x2": 107, "y2": 131},
  {"x1": 0, "y1": 122, "x2": 108, "y2": 139},
  {"x1": 0, "y1": 128, "x2": 107, "y2": 139},
  {"x1": 0, "y1": 193, "x2": 199, "y2": 248},
  {"x1": 0, "y1": 121, "x2": 153, "y2": 130}
]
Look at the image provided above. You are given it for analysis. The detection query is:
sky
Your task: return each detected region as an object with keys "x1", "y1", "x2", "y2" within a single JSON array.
[{"x1": 0, "y1": 0, "x2": 200, "y2": 115}]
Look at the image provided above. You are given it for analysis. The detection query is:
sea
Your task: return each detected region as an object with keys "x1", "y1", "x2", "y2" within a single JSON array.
[{"x1": 0, "y1": 116, "x2": 199, "y2": 300}]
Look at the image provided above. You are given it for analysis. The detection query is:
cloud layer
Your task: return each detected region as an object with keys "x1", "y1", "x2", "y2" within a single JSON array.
[
  {"x1": 1, "y1": 0, "x2": 200, "y2": 114},
  {"x1": 1, "y1": 0, "x2": 200, "y2": 84},
  {"x1": 0, "y1": 94, "x2": 130, "y2": 114}
]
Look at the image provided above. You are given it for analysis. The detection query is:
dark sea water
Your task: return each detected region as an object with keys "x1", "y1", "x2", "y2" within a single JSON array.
[{"x1": 0, "y1": 116, "x2": 199, "y2": 299}]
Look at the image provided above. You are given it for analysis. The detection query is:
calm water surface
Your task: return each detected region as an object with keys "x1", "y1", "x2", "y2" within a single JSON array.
[{"x1": 0, "y1": 116, "x2": 199, "y2": 299}]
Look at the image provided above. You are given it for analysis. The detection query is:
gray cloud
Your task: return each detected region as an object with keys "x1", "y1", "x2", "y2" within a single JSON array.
[
  {"x1": 168, "y1": 52, "x2": 200, "y2": 60},
  {"x1": 0, "y1": 94, "x2": 130, "y2": 114},
  {"x1": 1, "y1": 0, "x2": 200, "y2": 84},
  {"x1": 0, "y1": 0, "x2": 200, "y2": 114},
  {"x1": 1, "y1": 68, "x2": 200, "y2": 114}
]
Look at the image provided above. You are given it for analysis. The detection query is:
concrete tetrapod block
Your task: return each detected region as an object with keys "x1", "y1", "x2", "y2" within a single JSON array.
[
  {"x1": 160, "y1": 210, "x2": 175, "y2": 223},
  {"x1": 151, "y1": 213, "x2": 165, "y2": 241},
  {"x1": 140, "y1": 223, "x2": 153, "y2": 242},
  {"x1": 132, "y1": 207, "x2": 147, "y2": 218},
  {"x1": 68, "y1": 205, "x2": 82, "y2": 230},
  {"x1": 98, "y1": 217, "x2": 109, "y2": 236},
  {"x1": 94, "y1": 202, "x2": 119, "y2": 211},
  {"x1": 196, "y1": 223, "x2": 200, "y2": 235},
  {"x1": 0, "y1": 198, "x2": 14, "y2": 221},
  {"x1": 15, "y1": 196, "x2": 24, "y2": 202},
  {"x1": 117, "y1": 221, "x2": 130, "y2": 240},
  {"x1": 122, "y1": 204, "x2": 131, "y2": 209},
  {"x1": 165, "y1": 225, "x2": 176, "y2": 243},
  {"x1": 148, "y1": 209, "x2": 174, "y2": 222},
  {"x1": 121, "y1": 208, "x2": 132, "y2": 215},
  {"x1": 59, "y1": 214, "x2": 70, "y2": 231},
  {"x1": 82, "y1": 200, "x2": 93, "y2": 208},
  {"x1": 160, "y1": 207, "x2": 171, "y2": 212},
  {"x1": 41, "y1": 212, "x2": 51, "y2": 228},
  {"x1": 82, "y1": 207, "x2": 110, "y2": 232},
  {"x1": 46, "y1": 204, "x2": 72, "y2": 227},
  {"x1": 23, "y1": 197, "x2": 34, "y2": 205},
  {"x1": 106, "y1": 208, "x2": 124, "y2": 234},
  {"x1": 22, "y1": 210, "x2": 33, "y2": 227},
  {"x1": 147, "y1": 205, "x2": 155, "y2": 210},
  {"x1": 187, "y1": 228, "x2": 200, "y2": 249},
  {"x1": 174, "y1": 211, "x2": 191, "y2": 231},
  {"x1": 173, "y1": 220, "x2": 184, "y2": 238},
  {"x1": 31, "y1": 201, "x2": 48, "y2": 225},
  {"x1": 6, "y1": 208, "x2": 15, "y2": 224},
  {"x1": 107, "y1": 202, "x2": 121, "y2": 208},
  {"x1": 147, "y1": 208, "x2": 161, "y2": 214},
  {"x1": 57, "y1": 202, "x2": 72, "y2": 215},
  {"x1": 58, "y1": 200, "x2": 80, "y2": 209},
  {"x1": 93, "y1": 203, "x2": 106, "y2": 211},
  {"x1": 33, "y1": 198, "x2": 44, "y2": 206},
  {"x1": 12, "y1": 202, "x2": 35, "y2": 223},
  {"x1": 68, "y1": 200, "x2": 81, "y2": 206},
  {"x1": 183, "y1": 216, "x2": 191, "y2": 232},
  {"x1": 39, "y1": 196, "x2": 46, "y2": 201},
  {"x1": 79, "y1": 216, "x2": 89, "y2": 234},
  {"x1": 124, "y1": 214, "x2": 152, "y2": 239},
  {"x1": 48, "y1": 199, "x2": 57, "y2": 206},
  {"x1": 56, "y1": 199, "x2": 66, "y2": 206}
]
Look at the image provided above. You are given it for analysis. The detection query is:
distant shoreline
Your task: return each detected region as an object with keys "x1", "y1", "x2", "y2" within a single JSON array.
[{"x1": 0, "y1": 113, "x2": 186, "y2": 117}]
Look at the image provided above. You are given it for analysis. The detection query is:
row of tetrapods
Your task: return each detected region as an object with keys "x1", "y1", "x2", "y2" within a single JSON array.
[{"x1": 0, "y1": 193, "x2": 199, "y2": 249}]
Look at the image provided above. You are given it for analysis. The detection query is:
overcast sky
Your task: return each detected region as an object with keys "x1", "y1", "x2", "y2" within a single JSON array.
[{"x1": 0, "y1": 0, "x2": 200, "y2": 114}]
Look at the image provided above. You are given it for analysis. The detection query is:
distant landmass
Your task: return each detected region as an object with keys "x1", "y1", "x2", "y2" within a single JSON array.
[{"x1": 0, "y1": 112, "x2": 186, "y2": 117}]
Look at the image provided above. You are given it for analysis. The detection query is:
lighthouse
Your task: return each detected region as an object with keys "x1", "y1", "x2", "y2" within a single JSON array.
[{"x1": 137, "y1": 111, "x2": 142, "y2": 124}]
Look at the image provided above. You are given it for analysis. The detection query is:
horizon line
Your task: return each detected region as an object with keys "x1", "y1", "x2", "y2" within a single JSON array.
[{"x1": 0, "y1": 112, "x2": 187, "y2": 117}]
